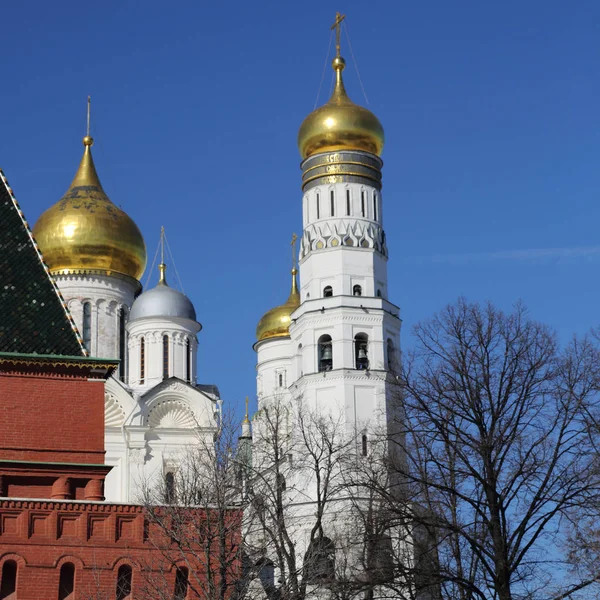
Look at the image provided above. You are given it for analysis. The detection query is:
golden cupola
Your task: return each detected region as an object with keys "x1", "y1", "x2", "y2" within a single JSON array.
[
  {"x1": 297, "y1": 19, "x2": 384, "y2": 161},
  {"x1": 256, "y1": 268, "x2": 301, "y2": 343},
  {"x1": 33, "y1": 134, "x2": 147, "y2": 280}
]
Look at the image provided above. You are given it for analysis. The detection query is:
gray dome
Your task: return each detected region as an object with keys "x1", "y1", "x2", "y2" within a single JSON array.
[{"x1": 129, "y1": 283, "x2": 197, "y2": 321}]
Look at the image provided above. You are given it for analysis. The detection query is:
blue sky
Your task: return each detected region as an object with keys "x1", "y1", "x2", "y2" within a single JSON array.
[{"x1": 2, "y1": 1, "x2": 600, "y2": 422}]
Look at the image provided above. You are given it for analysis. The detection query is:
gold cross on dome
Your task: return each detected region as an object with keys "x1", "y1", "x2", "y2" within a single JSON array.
[
  {"x1": 291, "y1": 233, "x2": 298, "y2": 270},
  {"x1": 330, "y1": 12, "x2": 346, "y2": 58}
]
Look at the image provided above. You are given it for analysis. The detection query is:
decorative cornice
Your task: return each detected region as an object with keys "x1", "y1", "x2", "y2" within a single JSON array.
[{"x1": 0, "y1": 352, "x2": 118, "y2": 379}]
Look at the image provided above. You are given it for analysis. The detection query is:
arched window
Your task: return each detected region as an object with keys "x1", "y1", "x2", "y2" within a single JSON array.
[
  {"x1": 330, "y1": 190, "x2": 335, "y2": 216},
  {"x1": 140, "y1": 337, "x2": 145, "y2": 384},
  {"x1": 58, "y1": 562, "x2": 75, "y2": 600},
  {"x1": 318, "y1": 335, "x2": 333, "y2": 372},
  {"x1": 186, "y1": 338, "x2": 191, "y2": 383},
  {"x1": 82, "y1": 302, "x2": 92, "y2": 352},
  {"x1": 0, "y1": 560, "x2": 17, "y2": 600},
  {"x1": 297, "y1": 343, "x2": 303, "y2": 378},
  {"x1": 305, "y1": 536, "x2": 335, "y2": 583},
  {"x1": 174, "y1": 567, "x2": 189, "y2": 600},
  {"x1": 373, "y1": 192, "x2": 378, "y2": 221},
  {"x1": 387, "y1": 339, "x2": 396, "y2": 372},
  {"x1": 362, "y1": 434, "x2": 368, "y2": 457},
  {"x1": 163, "y1": 335, "x2": 169, "y2": 379},
  {"x1": 355, "y1": 334, "x2": 369, "y2": 370},
  {"x1": 376, "y1": 289, "x2": 382, "y2": 298},
  {"x1": 361, "y1": 191, "x2": 366, "y2": 217},
  {"x1": 353, "y1": 285, "x2": 362, "y2": 296},
  {"x1": 323, "y1": 286, "x2": 333, "y2": 298},
  {"x1": 346, "y1": 189, "x2": 351, "y2": 215},
  {"x1": 119, "y1": 307, "x2": 127, "y2": 383},
  {"x1": 165, "y1": 472, "x2": 175, "y2": 504},
  {"x1": 116, "y1": 565, "x2": 132, "y2": 600},
  {"x1": 316, "y1": 193, "x2": 320, "y2": 219}
]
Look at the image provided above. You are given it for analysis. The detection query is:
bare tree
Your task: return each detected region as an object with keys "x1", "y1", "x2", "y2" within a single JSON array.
[
  {"x1": 382, "y1": 299, "x2": 600, "y2": 600},
  {"x1": 139, "y1": 411, "x2": 245, "y2": 600}
]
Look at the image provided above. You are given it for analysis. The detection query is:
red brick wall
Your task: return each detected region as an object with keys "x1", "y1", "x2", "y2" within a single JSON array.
[
  {"x1": 0, "y1": 500, "x2": 242, "y2": 600},
  {"x1": 0, "y1": 373, "x2": 105, "y2": 464}
]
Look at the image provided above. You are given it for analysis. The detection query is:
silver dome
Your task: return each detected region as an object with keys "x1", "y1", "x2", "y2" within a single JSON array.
[{"x1": 129, "y1": 283, "x2": 197, "y2": 321}]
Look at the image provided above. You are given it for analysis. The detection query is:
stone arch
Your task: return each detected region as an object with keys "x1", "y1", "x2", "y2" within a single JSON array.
[{"x1": 147, "y1": 398, "x2": 198, "y2": 429}]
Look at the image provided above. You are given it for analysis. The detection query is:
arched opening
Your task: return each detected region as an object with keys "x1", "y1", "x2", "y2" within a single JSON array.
[
  {"x1": 116, "y1": 564, "x2": 132, "y2": 600},
  {"x1": 362, "y1": 434, "x2": 368, "y2": 457},
  {"x1": 353, "y1": 284, "x2": 362, "y2": 296},
  {"x1": 119, "y1": 307, "x2": 127, "y2": 383},
  {"x1": 140, "y1": 337, "x2": 145, "y2": 384},
  {"x1": 376, "y1": 289, "x2": 382, "y2": 298},
  {"x1": 355, "y1": 333, "x2": 369, "y2": 370},
  {"x1": 305, "y1": 536, "x2": 335, "y2": 583},
  {"x1": 82, "y1": 302, "x2": 92, "y2": 352},
  {"x1": 323, "y1": 286, "x2": 333, "y2": 298},
  {"x1": 0, "y1": 560, "x2": 17, "y2": 600},
  {"x1": 330, "y1": 190, "x2": 335, "y2": 216},
  {"x1": 186, "y1": 338, "x2": 191, "y2": 383},
  {"x1": 361, "y1": 190, "x2": 366, "y2": 217},
  {"x1": 174, "y1": 567, "x2": 189, "y2": 600},
  {"x1": 318, "y1": 335, "x2": 333, "y2": 372},
  {"x1": 346, "y1": 189, "x2": 351, "y2": 215},
  {"x1": 297, "y1": 343, "x2": 303, "y2": 378},
  {"x1": 165, "y1": 472, "x2": 176, "y2": 504},
  {"x1": 387, "y1": 339, "x2": 396, "y2": 372},
  {"x1": 373, "y1": 192, "x2": 378, "y2": 221},
  {"x1": 163, "y1": 335, "x2": 169, "y2": 379},
  {"x1": 316, "y1": 193, "x2": 320, "y2": 219},
  {"x1": 58, "y1": 562, "x2": 75, "y2": 600}
]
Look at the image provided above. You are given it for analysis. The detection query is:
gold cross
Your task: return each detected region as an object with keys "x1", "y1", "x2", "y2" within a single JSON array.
[
  {"x1": 291, "y1": 233, "x2": 298, "y2": 270},
  {"x1": 330, "y1": 12, "x2": 346, "y2": 58}
]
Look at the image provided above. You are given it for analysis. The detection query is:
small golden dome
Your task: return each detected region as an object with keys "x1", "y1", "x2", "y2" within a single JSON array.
[
  {"x1": 256, "y1": 268, "x2": 300, "y2": 342},
  {"x1": 298, "y1": 55, "x2": 384, "y2": 160},
  {"x1": 33, "y1": 136, "x2": 147, "y2": 280}
]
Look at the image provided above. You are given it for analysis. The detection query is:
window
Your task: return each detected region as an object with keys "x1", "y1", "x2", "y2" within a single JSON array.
[
  {"x1": 174, "y1": 567, "x2": 189, "y2": 600},
  {"x1": 355, "y1": 333, "x2": 369, "y2": 370},
  {"x1": 361, "y1": 191, "x2": 365, "y2": 217},
  {"x1": 323, "y1": 286, "x2": 333, "y2": 298},
  {"x1": 165, "y1": 472, "x2": 176, "y2": 504},
  {"x1": 362, "y1": 434, "x2": 368, "y2": 456},
  {"x1": 0, "y1": 560, "x2": 17, "y2": 600},
  {"x1": 330, "y1": 190, "x2": 335, "y2": 216},
  {"x1": 316, "y1": 193, "x2": 320, "y2": 219},
  {"x1": 346, "y1": 189, "x2": 351, "y2": 215},
  {"x1": 186, "y1": 338, "x2": 191, "y2": 383},
  {"x1": 116, "y1": 565, "x2": 132, "y2": 600},
  {"x1": 140, "y1": 337, "x2": 145, "y2": 384},
  {"x1": 58, "y1": 562, "x2": 75, "y2": 600},
  {"x1": 119, "y1": 307, "x2": 127, "y2": 383},
  {"x1": 278, "y1": 373, "x2": 283, "y2": 387},
  {"x1": 82, "y1": 302, "x2": 92, "y2": 351},
  {"x1": 376, "y1": 289, "x2": 382, "y2": 298},
  {"x1": 373, "y1": 192, "x2": 378, "y2": 221},
  {"x1": 305, "y1": 536, "x2": 335, "y2": 583},
  {"x1": 387, "y1": 339, "x2": 396, "y2": 372},
  {"x1": 277, "y1": 473, "x2": 287, "y2": 492},
  {"x1": 163, "y1": 335, "x2": 169, "y2": 379},
  {"x1": 318, "y1": 335, "x2": 333, "y2": 372},
  {"x1": 353, "y1": 285, "x2": 362, "y2": 296}
]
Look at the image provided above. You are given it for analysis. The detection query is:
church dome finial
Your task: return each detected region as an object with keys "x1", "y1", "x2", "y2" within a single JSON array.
[
  {"x1": 33, "y1": 98, "x2": 147, "y2": 280},
  {"x1": 297, "y1": 14, "x2": 384, "y2": 160}
]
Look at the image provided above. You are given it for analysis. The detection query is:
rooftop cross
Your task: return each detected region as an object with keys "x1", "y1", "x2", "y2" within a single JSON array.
[
  {"x1": 291, "y1": 233, "x2": 298, "y2": 271},
  {"x1": 330, "y1": 12, "x2": 346, "y2": 58},
  {"x1": 86, "y1": 96, "x2": 91, "y2": 138}
]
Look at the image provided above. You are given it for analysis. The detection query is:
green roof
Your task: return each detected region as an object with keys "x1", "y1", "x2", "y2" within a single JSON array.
[{"x1": 0, "y1": 170, "x2": 85, "y2": 356}]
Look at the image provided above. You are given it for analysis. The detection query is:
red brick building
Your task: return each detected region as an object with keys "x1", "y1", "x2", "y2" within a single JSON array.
[{"x1": 0, "y1": 171, "x2": 241, "y2": 598}]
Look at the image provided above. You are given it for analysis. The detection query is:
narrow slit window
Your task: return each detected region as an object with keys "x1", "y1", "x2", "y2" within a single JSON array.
[
  {"x1": 82, "y1": 301, "x2": 92, "y2": 352},
  {"x1": 373, "y1": 193, "x2": 378, "y2": 221},
  {"x1": 0, "y1": 560, "x2": 17, "y2": 599},
  {"x1": 346, "y1": 190, "x2": 351, "y2": 215},
  {"x1": 165, "y1": 472, "x2": 176, "y2": 504},
  {"x1": 362, "y1": 434, "x2": 368, "y2": 456},
  {"x1": 174, "y1": 567, "x2": 189, "y2": 600},
  {"x1": 163, "y1": 335, "x2": 169, "y2": 379},
  {"x1": 58, "y1": 562, "x2": 75, "y2": 600},
  {"x1": 330, "y1": 190, "x2": 335, "y2": 216},
  {"x1": 116, "y1": 565, "x2": 132, "y2": 600},
  {"x1": 316, "y1": 193, "x2": 320, "y2": 219},
  {"x1": 119, "y1": 307, "x2": 127, "y2": 383},
  {"x1": 278, "y1": 373, "x2": 283, "y2": 387},
  {"x1": 361, "y1": 191, "x2": 365, "y2": 217},
  {"x1": 140, "y1": 337, "x2": 145, "y2": 384},
  {"x1": 186, "y1": 338, "x2": 191, "y2": 382}
]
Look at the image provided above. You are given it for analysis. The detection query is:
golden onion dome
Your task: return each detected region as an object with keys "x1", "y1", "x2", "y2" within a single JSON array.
[
  {"x1": 256, "y1": 268, "x2": 300, "y2": 342},
  {"x1": 298, "y1": 55, "x2": 384, "y2": 160},
  {"x1": 33, "y1": 136, "x2": 147, "y2": 280}
]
